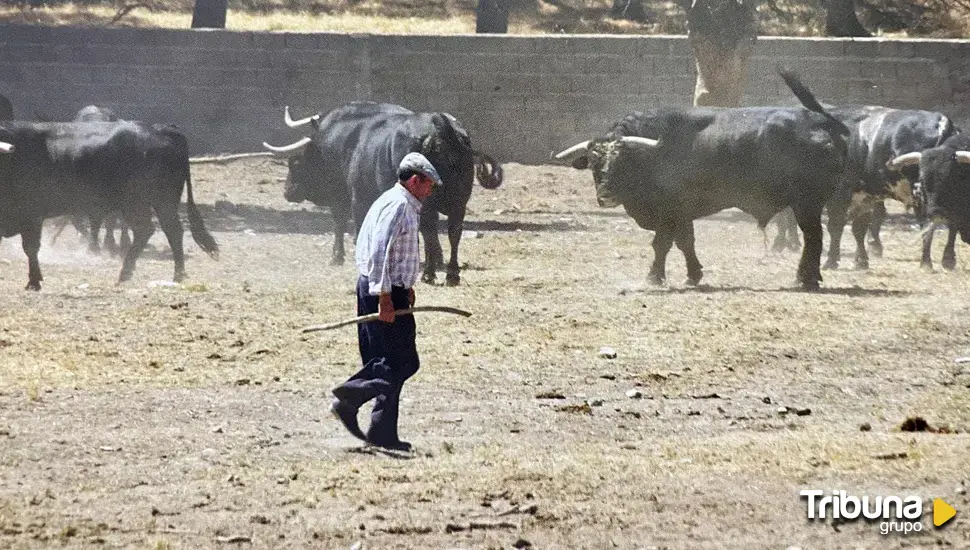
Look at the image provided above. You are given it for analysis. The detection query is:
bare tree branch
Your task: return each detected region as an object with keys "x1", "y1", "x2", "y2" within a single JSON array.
[{"x1": 108, "y1": 1, "x2": 149, "y2": 25}]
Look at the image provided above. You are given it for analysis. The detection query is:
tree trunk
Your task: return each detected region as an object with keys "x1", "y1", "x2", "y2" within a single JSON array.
[
  {"x1": 823, "y1": 0, "x2": 871, "y2": 37},
  {"x1": 611, "y1": 0, "x2": 647, "y2": 22},
  {"x1": 476, "y1": 0, "x2": 509, "y2": 33},
  {"x1": 191, "y1": 0, "x2": 228, "y2": 29},
  {"x1": 684, "y1": 0, "x2": 757, "y2": 108}
]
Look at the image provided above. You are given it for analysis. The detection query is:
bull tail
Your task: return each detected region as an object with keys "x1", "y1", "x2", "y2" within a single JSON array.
[
  {"x1": 184, "y1": 170, "x2": 219, "y2": 260},
  {"x1": 778, "y1": 68, "x2": 850, "y2": 137},
  {"x1": 474, "y1": 151, "x2": 503, "y2": 189}
]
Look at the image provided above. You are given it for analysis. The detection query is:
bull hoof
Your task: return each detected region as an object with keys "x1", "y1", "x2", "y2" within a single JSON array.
[
  {"x1": 117, "y1": 270, "x2": 134, "y2": 284},
  {"x1": 445, "y1": 273, "x2": 461, "y2": 286},
  {"x1": 25, "y1": 281, "x2": 41, "y2": 291},
  {"x1": 648, "y1": 275, "x2": 665, "y2": 286},
  {"x1": 788, "y1": 240, "x2": 801, "y2": 252},
  {"x1": 771, "y1": 239, "x2": 787, "y2": 253},
  {"x1": 853, "y1": 258, "x2": 869, "y2": 270},
  {"x1": 421, "y1": 272, "x2": 436, "y2": 285},
  {"x1": 799, "y1": 279, "x2": 821, "y2": 291},
  {"x1": 869, "y1": 241, "x2": 883, "y2": 258},
  {"x1": 942, "y1": 257, "x2": 956, "y2": 271},
  {"x1": 684, "y1": 277, "x2": 701, "y2": 287},
  {"x1": 920, "y1": 263, "x2": 935, "y2": 274},
  {"x1": 330, "y1": 256, "x2": 344, "y2": 266},
  {"x1": 822, "y1": 259, "x2": 838, "y2": 270},
  {"x1": 174, "y1": 271, "x2": 187, "y2": 283}
]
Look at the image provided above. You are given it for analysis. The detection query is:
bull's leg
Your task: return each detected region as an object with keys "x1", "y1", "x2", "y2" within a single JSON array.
[
  {"x1": 784, "y1": 208, "x2": 801, "y2": 251},
  {"x1": 851, "y1": 213, "x2": 870, "y2": 270},
  {"x1": 87, "y1": 214, "x2": 103, "y2": 254},
  {"x1": 117, "y1": 209, "x2": 154, "y2": 284},
  {"x1": 419, "y1": 210, "x2": 444, "y2": 284},
  {"x1": 823, "y1": 198, "x2": 848, "y2": 270},
  {"x1": 674, "y1": 222, "x2": 703, "y2": 285},
  {"x1": 154, "y1": 202, "x2": 187, "y2": 282},
  {"x1": 771, "y1": 211, "x2": 788, "y2": 253},
  {"x1": 793, "y1": 205, "x2": 824, "y2": 290},
  {"x1": 920, "y1": 221, "x2": 937, "y2": 272},
  {"x1": 102, "y1": 215, "x2": 119, "y2": 255},
  {"x1": 21, "y1": 220, "x2": 44, "y2": 291},
  {"x1": 942, "y1": 225, "x2": 958, "y2": 271},
  {"x1": 648, "y1": 228, "x2": 674, "y2": 286},
  {"x1": 118, "y1": 217, "x2": 132, "y2": 256},
  {"x1": 445, "y1": 209, "x2": 466, "y2": 286},
  {"x1": 867, "y1": 201, "x2": 886, "y2": 258},
  {"x1": 330, "y1": 202, "x2": 350, "y2": 266}
]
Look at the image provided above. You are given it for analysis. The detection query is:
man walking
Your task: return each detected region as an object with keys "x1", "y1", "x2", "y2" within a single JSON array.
[{"x1": 330, "y1": 152, "x2": 442, "y2": 451}]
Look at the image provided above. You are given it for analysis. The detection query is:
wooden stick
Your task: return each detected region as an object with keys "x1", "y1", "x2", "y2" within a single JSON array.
[
  {"x1": 189, "y1": 152, "x2": 274, "y2": 164},
  {"x1": 301, "y1": 306, "x2": 472, "y2": 333}
]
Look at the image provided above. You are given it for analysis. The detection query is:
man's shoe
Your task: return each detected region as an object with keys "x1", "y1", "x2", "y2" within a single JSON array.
[
  {"x1": 366, "y1": 436, "x2": 412, "y2": 452},
  {"x1": 330, "y1": 399, "x2": 366, "y2": 442}
]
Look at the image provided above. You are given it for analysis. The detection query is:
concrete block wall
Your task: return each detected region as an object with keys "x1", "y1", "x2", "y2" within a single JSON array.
[{"x1": 1, "y1": 25, "x2": 968, "y2": 164}]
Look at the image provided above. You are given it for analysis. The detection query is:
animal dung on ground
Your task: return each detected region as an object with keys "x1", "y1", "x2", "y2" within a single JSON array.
[
  {"x1": 898, "y1": 416, "x2": 955, "y2": 433},
  {"x1": 556, "y1": 402, "x2": 593, "y2": 415}
]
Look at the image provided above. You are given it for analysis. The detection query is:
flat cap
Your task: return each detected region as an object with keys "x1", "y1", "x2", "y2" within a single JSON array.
[{"x1": 398, "y1": 152, "x2": 443, "y2": 187}]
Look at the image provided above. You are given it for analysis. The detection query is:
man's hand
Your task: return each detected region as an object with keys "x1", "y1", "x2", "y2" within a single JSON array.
[
  {"x1": 378, "y1": 293, "x2": 396, "y2": 323},
  {"x1": 408, "y1": 288, "x2": 415, "y2": 308}
]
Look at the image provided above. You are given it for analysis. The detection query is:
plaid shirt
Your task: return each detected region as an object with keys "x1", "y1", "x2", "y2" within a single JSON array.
[{"x1": 355, "y1": 183, "x2": 422, "y2": 295}]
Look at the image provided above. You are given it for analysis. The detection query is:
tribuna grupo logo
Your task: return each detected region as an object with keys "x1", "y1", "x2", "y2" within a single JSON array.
[{"x1": 800, "y1": 490, "x2": 957, "y2": 535}]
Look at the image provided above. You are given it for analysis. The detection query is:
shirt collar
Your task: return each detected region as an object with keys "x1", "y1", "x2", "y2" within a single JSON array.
[{"x1": 395, "y1": 182, "x2": 423, "y2": 212}]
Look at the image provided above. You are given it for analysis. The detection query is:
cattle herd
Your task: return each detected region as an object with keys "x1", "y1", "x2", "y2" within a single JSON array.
[{"x1": 1, "y1": 68, "x2": 969, "y2": 292}]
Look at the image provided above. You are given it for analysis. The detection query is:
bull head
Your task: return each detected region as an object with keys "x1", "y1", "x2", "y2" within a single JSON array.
[{"x1": 555, "y1": 137, "x2": 659, "y2": 208}]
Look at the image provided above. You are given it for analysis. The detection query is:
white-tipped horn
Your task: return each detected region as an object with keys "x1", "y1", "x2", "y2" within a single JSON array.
[
  {"x1": 284, "y1": 106, "x2": 319, "y2": 128},
  {"x1": 0, "y1": 142, "x2": 13, "y2": 154},
  {"x1": 887, "y1": 151, "x2": 922, "y2": 169},
  {"x1": 262, "y1": 136, "x2": 312, "y2": 155},
  {"x1": 955, "y1": 151, "x2": 970, "y2": 164},
  {"x1": 619, "y1": 136, "x2": 659, "y2": 148},
  {"x1": 554, "y1": 141, "x2": 590, "y2": 160}
]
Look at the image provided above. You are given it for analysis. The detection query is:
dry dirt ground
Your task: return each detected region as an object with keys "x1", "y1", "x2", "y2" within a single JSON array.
[{"x1": 1, "y1": 159, "x2": 969, "y2": 549}]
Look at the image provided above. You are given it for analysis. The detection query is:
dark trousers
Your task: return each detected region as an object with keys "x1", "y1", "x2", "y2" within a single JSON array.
[{"x1": 333, "y1": 276, "x2": 419, "y2": 443}]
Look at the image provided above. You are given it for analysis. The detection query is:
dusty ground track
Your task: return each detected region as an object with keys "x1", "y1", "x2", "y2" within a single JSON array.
[{"x1": 0, "y1": 160, "x2": 969, "y2": 549}]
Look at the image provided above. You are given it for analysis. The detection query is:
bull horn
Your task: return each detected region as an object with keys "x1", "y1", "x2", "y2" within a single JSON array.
[
  {"x1": 887, "y1": 151, "x2": 922, "y2": 170},
  {"x1": 262, "y1": 137, "x2": 312, "y2": 155},
  {"x1": 554, "y1": 141, "x2": 590, "y2": 160},
  {"x1": 956, "y1": 151, "x2": 970, "y2": 164},
  {"x1": 619, "y1": 136, "x2": 659, "y2": 148},
  {"x1": 284, "y1": 106, "x2": 319, "y2": 128},
  {"x1": 0, "y1": 142, "x2": 13, "y2": 154}
]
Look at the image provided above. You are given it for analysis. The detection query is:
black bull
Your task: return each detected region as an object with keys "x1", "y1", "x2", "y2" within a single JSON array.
[
  {"x1": 886, "y1": 133, "x2": 970, "y2": 268},
  {"x1": 556, "y1": 72, "x2": 850, "y2": 290},
  {"x1": 0, "y1": 121, "x2": 218, "y2": 290},
  {"x1": 773, "y1": 107, "x2": 958, "y2": 271},
  {"x1": 262, "y1": 102, "x2": 502, "y2": 286}
]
